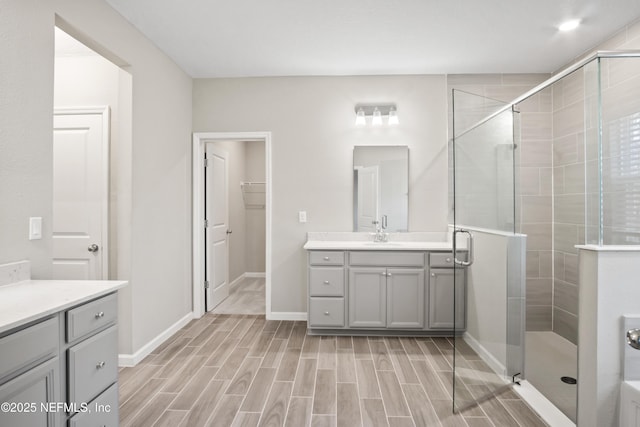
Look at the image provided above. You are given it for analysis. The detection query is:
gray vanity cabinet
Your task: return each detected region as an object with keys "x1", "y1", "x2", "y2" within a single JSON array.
[
  {"x1": 348, "y1": 268, "x2": 387, "y2": 328},
  {"x1": 387, "y1": 269, "x2": 425, "y2": 329},
  {"x1": 0, "y1": 292, "x2": 119, "y2": 427},
  {"x1": 307, "y1": 248, "x2": 465, "y2": 334},
  {"x1": 428, "y1": 253, "x2": 466, "y2": 329},
  {"x1": 0, "y1": 357, "x2": 59, "y2": 427}
]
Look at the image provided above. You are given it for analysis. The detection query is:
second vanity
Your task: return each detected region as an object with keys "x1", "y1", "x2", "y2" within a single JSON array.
[{"x1": 304, "y1": 232, "x2": 468, "y2": 335}]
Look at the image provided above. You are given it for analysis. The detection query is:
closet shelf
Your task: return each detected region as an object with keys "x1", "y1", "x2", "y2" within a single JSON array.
[{"x1": 241, "y1": 182, "x2": 265, "y2": 208}]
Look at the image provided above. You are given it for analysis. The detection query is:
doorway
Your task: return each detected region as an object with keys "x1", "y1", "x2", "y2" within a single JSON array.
[
  {"x1": 53, "y1": 26, "x2": 133, "y2": 282},
  {"x1": 193, "y1": 132, "x2": 272, "y2": 319}
]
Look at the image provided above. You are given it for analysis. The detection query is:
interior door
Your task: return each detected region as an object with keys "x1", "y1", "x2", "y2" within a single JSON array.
[
  {"x1": 356, "y1": 165, "x2": 379, "y2": 232},
  {"x1": 52, "y1": 109, "x2": 108, "y2": 280},
  {"x1": 205, "y1": 144, "x2": 230, "y2": 311}
]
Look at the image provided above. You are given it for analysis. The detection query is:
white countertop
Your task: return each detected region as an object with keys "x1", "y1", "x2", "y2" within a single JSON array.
[
  {"x1": 303, "y1": 240, "x2": 454, "y2": 251},
  {"x1": 0, "y1": 280, "x2": 128, "y2": 334}
]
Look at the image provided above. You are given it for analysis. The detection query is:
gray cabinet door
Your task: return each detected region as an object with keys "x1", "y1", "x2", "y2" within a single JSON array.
[
  {"x1": 387, "y1": 268, "x2": 425, "y2": 328},
  {"x1": 348, "y1": 268, "x2": 386, "y2": 328},
  {"x1": 0, "y1": 358, "x2": 59, "y2": 427},
  {"x1": 428, "y1": 268, "x2": 465, "y2": 329}
]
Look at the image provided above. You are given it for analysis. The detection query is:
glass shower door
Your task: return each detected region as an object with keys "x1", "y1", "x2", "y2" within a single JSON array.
[{"x1": 451, "y1": 89, "x2": 525, "y2": 412}]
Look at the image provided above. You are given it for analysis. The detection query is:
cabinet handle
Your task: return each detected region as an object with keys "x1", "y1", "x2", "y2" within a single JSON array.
[
  {"x1": 446, "y1": 258, "x2": 452, "y2": 263},
  {"x1": 323, "y1": 257, "x2": 330, "y2": 261},
  {"x1": 95, "y1": 311, "x2": 105, "y2": 319},
  {"x1": 324, "y1": 311, "x2": 330, "y2": 316},
  {"x1": 381, "y1": 272, "x2": 386, "y2": 276},
  {"x1": 323, "y1": 280, "x2": 330, "y2": 285},
  {"x1": 96, "y1": 361, "x2": 106, "y2": 369},
  {"x1": 387, "y1": 273, "x2": 392, "y2": 277},
  {"x1": 431, "y1": 273, "x2": 436, "y2": 277}
]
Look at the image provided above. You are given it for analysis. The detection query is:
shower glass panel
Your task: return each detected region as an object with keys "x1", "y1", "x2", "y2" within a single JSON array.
[
  {"x1": 452, "y1": 90, "x2": 524, "y2": 412},
  {"x1": 592, "y1": 57, "x2": 640, "y2": 244}
]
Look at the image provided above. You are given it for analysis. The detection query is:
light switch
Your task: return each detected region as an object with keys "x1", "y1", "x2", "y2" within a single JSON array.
[
  {"x1": 298, "y1": 211, "x2": 307, "y2": 223},
  {"x1": 29, "y1": 217, "x2": 42, "y2": 240}
]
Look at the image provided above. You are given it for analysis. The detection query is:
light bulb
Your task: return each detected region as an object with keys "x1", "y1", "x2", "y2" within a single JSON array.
[
  {"x1": 388, "y1": 107, "x2": 399, "y2": 125},
  {"x1": 355, "y1": 108, "x2": 366, "y2": 126},
  {"x1": 372, "y1": 107, "x2": 382, "y2": 126}
]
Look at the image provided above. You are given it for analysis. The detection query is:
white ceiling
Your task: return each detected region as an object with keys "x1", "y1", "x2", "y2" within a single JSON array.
[{"x1": 104, "y1": 0, "x2": 640, "y2": 78}]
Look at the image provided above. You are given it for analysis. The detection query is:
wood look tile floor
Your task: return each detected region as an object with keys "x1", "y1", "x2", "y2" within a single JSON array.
[
  {"x1": 118, "y1": 314, "x2": 548, "y2": 427},
  {"x1": 212, "y1": 278, "x2": 266, "y2": 315}
]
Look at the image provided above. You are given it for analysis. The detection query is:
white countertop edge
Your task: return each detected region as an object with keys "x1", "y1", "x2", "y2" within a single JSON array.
[
  {"x1": 0, "y1": 280, "x2": 129, "y2": 335},
  {"x1": 303, "y1": 241, "x2": 456, "y2": 251},
  {"x1": 576, "y1": 244, "x2": 640, "y2": 252}
]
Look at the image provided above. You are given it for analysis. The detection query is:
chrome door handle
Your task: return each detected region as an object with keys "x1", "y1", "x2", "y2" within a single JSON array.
[
  {"x1": 88, "y1": 244, "x2": 99, "y2": 253},
  {"x1": 453, "y1": 229, "x2": 474, "y2": 267}
]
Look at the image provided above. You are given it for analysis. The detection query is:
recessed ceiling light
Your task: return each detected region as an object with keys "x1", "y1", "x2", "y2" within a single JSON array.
[{"x1": 559, "y1": 19, "x2": 581, "y2": 32}]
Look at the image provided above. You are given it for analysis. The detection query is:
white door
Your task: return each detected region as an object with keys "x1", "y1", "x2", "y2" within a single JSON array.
[
  {"x1": 357, "y1": 166, "x2": 379, "y2": 232},
  {"x1": 52, "y1": 109, "x2": 109, "y2": 280},
  {"x1": 205, "y1": 144, "x2": 230, "y2": 311}
]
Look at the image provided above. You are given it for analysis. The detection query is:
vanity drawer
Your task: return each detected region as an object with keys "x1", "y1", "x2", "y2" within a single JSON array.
[
  {"x1": 309, "y1": 297, "x2": 344, "y2": 327},
  {"x1": 430, "y1": 252, "x2": 466, "y2": 268},
  {"x1": 0, "y1": 316, "x2": 59, "y2": 384},
  {"x1": 349, "y1": 251, "x2": 425, "y2": 267},
  {"x1": 69, "y1": 383, "x2": 118, "y2": 427},
  {"x1": 309, "y1": 267, "x2": 344, "y2": 296},
  {"x1": 68, "y1": 325, "x2": 118, "y2": 405},
  {"x1": 309, "y1": 251, "x2": 345, "y2": 266},
  {"x1": 66, "y1": 293, "x2": 117, "y2": 343}
]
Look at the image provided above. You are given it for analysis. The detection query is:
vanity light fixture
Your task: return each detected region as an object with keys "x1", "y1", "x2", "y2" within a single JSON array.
[
  {"x1": 388, "y1": 106, "x2": 399, "y2": 125},
  {"x1": 372, "y1": 107, "x2": 383, "y2": 126},
  {"x1": 355, "y1": 107, "x2": 366, "y2": 126},
  {"x1": 559, "y1": 19, "x2": 580, "y2": 32},
  {"x1": 354, "y1": 104, "x2": 398, "y2": 126}
]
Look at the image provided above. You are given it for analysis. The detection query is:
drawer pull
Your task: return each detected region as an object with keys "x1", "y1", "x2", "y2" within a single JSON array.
[
  {"x1": 324, "y1": 311, "x2": 330, "y2": 315},
  {"x1": 323, "y1": 280, "x2": 330, "y2": 285},
  {"x1": 323, "y1": 256, "x2": 330, "y2": 261},
  {"x1": 431, "y1": 273, "x2": 436, "y2": 277},
  {"x1": 446, "y1": 258, "x2": 452, "y2": 263},
  {"x1": 95, "y1": 311, "x2": 105, "y2": 319},
  {"x1": 96, "y1": 361, "x2": 106, "y2": 369}
]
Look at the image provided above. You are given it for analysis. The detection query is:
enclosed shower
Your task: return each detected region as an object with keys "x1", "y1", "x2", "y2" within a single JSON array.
[{"x1": 449, "y1": 51, "x2": 640, "y2": 425}]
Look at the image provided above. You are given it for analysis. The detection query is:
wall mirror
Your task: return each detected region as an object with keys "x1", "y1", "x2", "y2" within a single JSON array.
[{"x1": 353, "y1": 146, "x2": 409, "y2": 232}]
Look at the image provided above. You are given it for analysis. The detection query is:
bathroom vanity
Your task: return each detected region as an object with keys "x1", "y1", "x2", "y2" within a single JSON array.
[
  {"x1": 0, "y1": 261, "x2": 127, "y2": 427},
  {"x1": 304, "y1": 233, "x2": 467, "y2": 335}
]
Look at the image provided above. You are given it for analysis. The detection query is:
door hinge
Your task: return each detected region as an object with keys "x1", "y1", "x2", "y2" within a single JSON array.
[
  {"x1": 204, "y1": 219, "x2": 209, "y2": 228},
  {"x1": 204, "y1": 158, "x2": 209, "y2": 167},
  {"x1": 204, "y1": 280, "x2": 210, "y2": 289}
]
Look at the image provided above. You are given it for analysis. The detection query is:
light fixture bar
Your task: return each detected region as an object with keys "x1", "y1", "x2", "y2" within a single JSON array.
[{"x1": 354, "y1": 104, "x2": 397, "y2": 116}]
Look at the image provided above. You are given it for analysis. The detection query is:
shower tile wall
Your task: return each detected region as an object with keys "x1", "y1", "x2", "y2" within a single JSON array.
[
  {"x1": 551, "y1": 72, "x2": 586, "y2": 345},
  {"x1": 517, "y1": 90, "x2": 554, "y2": 332}
]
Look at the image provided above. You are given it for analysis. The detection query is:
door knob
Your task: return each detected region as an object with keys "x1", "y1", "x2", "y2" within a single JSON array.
[
  {"x1": 226, "y1": 230, "x2": 233, "y2": 235},
  {"x1": 88, "y1": 244, "x2": 99, "y2": 253}
]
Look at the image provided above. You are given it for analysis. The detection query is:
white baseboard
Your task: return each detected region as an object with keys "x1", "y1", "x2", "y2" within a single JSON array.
[
  {"x1": 245, "y1": 272, "x2": 266, "y2": 278},
  {"x1": 228, "y1": 275, "x2": 244, "y2": 290},
  {"x1": 118, "y1": 312, "x2": 194, "y2": 367},
  {"x1": 267, "y1": 311, "x2": 307, "y2": 321},
  {"x1": 463, "y1": 332, "x2": 507, "y2": 378}
]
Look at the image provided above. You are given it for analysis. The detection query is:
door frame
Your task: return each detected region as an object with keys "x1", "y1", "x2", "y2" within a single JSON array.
[
  {"x1": 53, "y1": 106, "x2": 110, "y2": 279},
  {"x1": 192, "y1": 131, "x2": 272, "y2": 319}
]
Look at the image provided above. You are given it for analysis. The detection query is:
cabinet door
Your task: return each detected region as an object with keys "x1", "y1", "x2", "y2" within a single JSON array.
[
  {"x1": 428, "y1": 268, "x2": 465, "y2": 329},
  {"x1": 348, "y1": 268, "x2": 386, "y2": 328},
  {"x1": 387, "y1": 268, "x2": 425, "y2": 328},
  {"x1": 0, "y1": 358, "x2": 59, "y2": 427}
]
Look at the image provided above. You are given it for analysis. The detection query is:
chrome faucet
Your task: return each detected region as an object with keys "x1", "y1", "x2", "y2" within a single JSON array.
[{"x1": 371, "y1": 220, "x2": 389, "y2": 242}]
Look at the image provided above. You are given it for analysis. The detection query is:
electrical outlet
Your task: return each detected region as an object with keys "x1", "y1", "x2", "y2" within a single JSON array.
[{"x1": 298, "y1": 211, "x2": 307, "y2": 223}]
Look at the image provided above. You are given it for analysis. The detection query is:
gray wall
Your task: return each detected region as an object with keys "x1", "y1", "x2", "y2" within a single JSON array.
[
  {"x1": 1, "y1": 0, "x2": 193, "y2": 356},
  {"x1": 194, "y1": 75, "x2": 448, "y2": 313}
]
